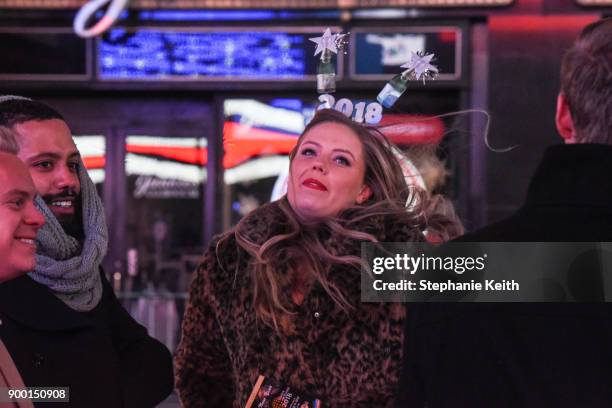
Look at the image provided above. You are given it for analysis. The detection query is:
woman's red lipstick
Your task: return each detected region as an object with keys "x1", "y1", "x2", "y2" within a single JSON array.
[{"x1": 303, "y1": 178, "x2": 327, "y2": 191}]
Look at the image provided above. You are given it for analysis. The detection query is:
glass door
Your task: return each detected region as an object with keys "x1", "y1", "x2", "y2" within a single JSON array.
[
  {"x1": 114, "y1": 99, "x2": 213, "y2": 353},
  {"x1": 49, "y1": 97, "x2": 214, "y2": 353}
]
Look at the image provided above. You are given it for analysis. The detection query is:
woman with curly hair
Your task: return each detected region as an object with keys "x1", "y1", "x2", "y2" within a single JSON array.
[{"x1": 175, "y1": 109, "x2": 462, "y2": 407}]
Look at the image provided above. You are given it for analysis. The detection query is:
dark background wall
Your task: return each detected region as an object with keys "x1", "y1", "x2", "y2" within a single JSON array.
[{"x1": 485, "y1": 14, "x2": 600, "y2": 224}]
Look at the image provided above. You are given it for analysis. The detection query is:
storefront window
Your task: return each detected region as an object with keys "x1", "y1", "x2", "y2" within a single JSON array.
[
  {"x1": 73, "y1": 135, "x2": 105, "y2": 198},
  {"x1": 123, "y1": 135, "x2": 207, "y2": 352},
  {"x1": 222, "y1": 98, "x2": 316, "y2": 228}
]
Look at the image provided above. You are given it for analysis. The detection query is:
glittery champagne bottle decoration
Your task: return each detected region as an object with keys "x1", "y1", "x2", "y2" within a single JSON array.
[
  {"x1": 377, "y1": 51, "x2": 439, "y2": 109},
  {"x1": 317, "y1": 48, "x2": 336, "y2": 94},
  {"x1": 310, "y1": 28, "x2": 348, "y2": 94},
  {"x1": 377, "y1": 70, "x2": 412, "y2": 109}
]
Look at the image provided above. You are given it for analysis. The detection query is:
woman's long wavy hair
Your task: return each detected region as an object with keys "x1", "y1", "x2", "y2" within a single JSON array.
[{"x1": 219, "y1": 109, "x2": 463, "y2": 332}]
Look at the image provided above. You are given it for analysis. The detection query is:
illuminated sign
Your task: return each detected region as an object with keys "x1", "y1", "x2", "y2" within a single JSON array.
[
  {"x1": 0, "y1": 0, "x2": 512, "y2": 8},
  {"x1": 73, "y1": 135, "x2": 105, "y2": 184},
  {"x1": 98, "y1": 27, "x2": 341, "y2": 81},
  {"x1": 351, "y1": 0, "x2": 512, "y2": 6},
  {"x1": 350, "y1": 27, "x2": 463, "y2": 81},
  {"x1": 575, "y1": 0, "x2": 612, "y2": 5}
]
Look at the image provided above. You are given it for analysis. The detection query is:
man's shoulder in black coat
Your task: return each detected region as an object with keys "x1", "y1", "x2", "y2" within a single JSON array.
[
  {"x1": 396, "y1": 145, "x2": 612, "y2": 408},
  {"x1": 0, "y1": 270, "x2": 174, "y2": 408}
]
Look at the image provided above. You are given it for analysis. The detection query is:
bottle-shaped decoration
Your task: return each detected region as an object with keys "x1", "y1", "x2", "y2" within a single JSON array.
[
  {"x1": 377, "y1": 51, "x2": 438, "y2": 109},
  {"x1": 310, "y1": 28, "x2": 348, "y2": 94},
  {"x1": 377, "y1": 71, "x2": 411, "y2": 110},
  {"x1": 317, "y1": 48, "x2": 336, "y2": 94}
]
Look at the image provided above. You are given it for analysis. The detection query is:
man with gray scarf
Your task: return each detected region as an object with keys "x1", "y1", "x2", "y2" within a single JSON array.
[{"x1": 0, "y1": 96, "x2": 174, "y2": 407}]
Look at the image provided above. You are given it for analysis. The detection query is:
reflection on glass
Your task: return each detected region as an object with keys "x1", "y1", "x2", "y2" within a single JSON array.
[
  {"x1": 73, "y1": 135, "x2": 105, "y2": 199},
  {"x1": 123, "y1": 135, "x2": 207, "y2": 351},
  {"x1": 223, "y1": 98, "x2": 317, "y2": 228}
]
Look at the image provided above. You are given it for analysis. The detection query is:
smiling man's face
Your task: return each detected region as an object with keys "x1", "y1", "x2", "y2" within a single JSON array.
[
  {"x1": 0, "y1": 152, "x2": 45, "y2": 282},
  {"x1": 14, "y1": 119, "x2": 82, "y2": 235}
]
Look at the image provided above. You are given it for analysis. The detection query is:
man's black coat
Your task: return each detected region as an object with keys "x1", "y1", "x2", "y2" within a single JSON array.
[
  {"x1": 0, "y1": 270, "x2": 174, "y2": 408},
  {"x1": 397, "y1": 144, "x2": 612, "y2": 407}
]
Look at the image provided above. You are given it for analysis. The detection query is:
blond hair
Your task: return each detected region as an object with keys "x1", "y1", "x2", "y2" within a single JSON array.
[{"x1": 219, "y1": 110, "x2": 463, "y2": 332}]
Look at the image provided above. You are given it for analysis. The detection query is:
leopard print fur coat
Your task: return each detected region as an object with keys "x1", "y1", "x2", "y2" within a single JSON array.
[{"x1": 175, "y1": 200, "x2": 423, "y2": 408}]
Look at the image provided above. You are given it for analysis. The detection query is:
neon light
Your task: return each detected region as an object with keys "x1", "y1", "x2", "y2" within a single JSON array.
[
  {"x1": 125, "y1": 154, "x2": 206, "y2": 183},
  {"x1": 223, "y1": 122, "x2": 298, "y2": 168},
  {"x1": 74, "y1": 135, "x2": 106, "y2": 171},
  {"x1": 224, "y1": 99, "x2": 305, "y2": 134},
  {"x1": 74, "y1": 0, "x2": 129, "y2": 38},
  {"x1": 224, "y1": 156, "x2": 289, "y2": 185},
  {"x1": 127, "y1": 145, "x2": 207, "y2": 165},
  {"x1": 82, "y1": 156, "x2": 106, "y2": 169},
  {"x1": 99, "y1": 30, "x2": 313, "y2": 79},
  {"x1": 490, "y1": 15, "x2": 599, "y2": 32},
  {"x1": 87, "y1": 169, "x2": 105, "y2": 184},
  {"x1": 138, "y1": 10, "x2": 277, "y2": 21},
  {"x1": 126, "y1": 136, "x2": 207, "y2": 148},
  {"x1": 378, "y1": 114, "x2": 446, "y2": 145},
  {"x1": 137, "y1": 10, "x2": 340, "y2": 22},
  {"x1": 269, "y1": 98, "x2": 305, "y2": 111}
]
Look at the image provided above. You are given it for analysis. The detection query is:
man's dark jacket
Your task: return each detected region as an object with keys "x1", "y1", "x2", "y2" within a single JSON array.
[
  {"x1": 0, "y1": 270, "x2": 174, "y2": 408},
  {"x1": 397, "y1": 144, "x2": 612, "y2": 407}
]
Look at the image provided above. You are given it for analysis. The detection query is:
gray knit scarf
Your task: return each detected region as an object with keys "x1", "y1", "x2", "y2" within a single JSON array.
[{"x1": 28, "y1": 160, "x2": 108, "y2": 312}]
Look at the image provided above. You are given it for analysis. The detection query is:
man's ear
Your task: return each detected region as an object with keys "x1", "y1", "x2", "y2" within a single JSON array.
[
  {"x1": 356, "y1": 185, "x2": 372, "y2": 204},
  {"x1": 555, "y1": 93, "x2": 577, "y2": 143}
]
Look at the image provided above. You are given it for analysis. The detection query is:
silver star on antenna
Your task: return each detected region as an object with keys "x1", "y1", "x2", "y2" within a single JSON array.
[
  {"x1": 310, "y1": 28, "x2": 339, "y2": 56},
  {"x1": 401, "y1": 51, "x2": 439, "y2": 80}
]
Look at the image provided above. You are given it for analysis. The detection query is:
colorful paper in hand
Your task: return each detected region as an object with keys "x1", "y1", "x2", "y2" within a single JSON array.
[{"x1": 245, "y1": 375, "x2": 322, "y2": 408}]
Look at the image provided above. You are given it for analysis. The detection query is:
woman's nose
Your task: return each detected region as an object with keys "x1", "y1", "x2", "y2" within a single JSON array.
[{"x1": 312, "y1": 162, "x2": 327, "y2": 173}]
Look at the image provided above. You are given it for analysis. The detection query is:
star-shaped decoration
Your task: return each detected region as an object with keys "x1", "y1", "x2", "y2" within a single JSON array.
[
  {"x1": 310, "y1": 28, "x2": 340, "y2": 57},
  {"x1": 401, "y1": 51, "x2": 439, "y2": 81}
]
